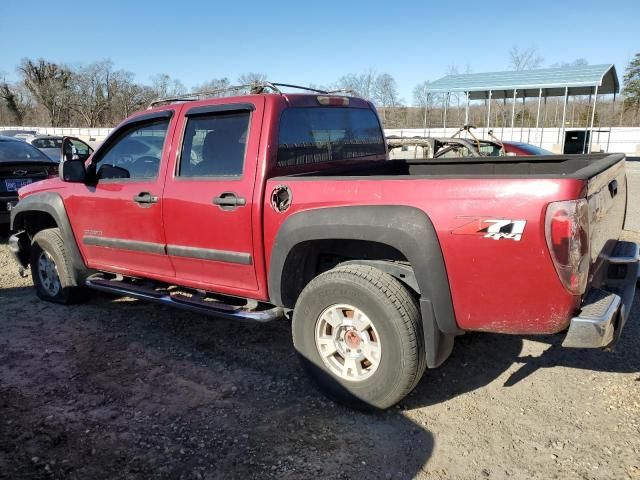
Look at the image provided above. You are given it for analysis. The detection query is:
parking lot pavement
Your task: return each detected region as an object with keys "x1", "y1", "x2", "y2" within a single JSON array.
[{"x1": 0, "y1": 163, "x2": 638, "y2": 479}]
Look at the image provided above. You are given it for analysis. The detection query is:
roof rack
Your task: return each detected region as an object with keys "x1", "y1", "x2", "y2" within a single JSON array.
[{"x1": 148, "y1": 81, "x2": 356, "y2": 108}]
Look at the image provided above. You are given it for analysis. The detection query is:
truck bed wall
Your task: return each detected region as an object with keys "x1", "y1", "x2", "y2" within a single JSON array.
[{"x1": 279, "y1": 153, "x2": 622, "y2": 180}]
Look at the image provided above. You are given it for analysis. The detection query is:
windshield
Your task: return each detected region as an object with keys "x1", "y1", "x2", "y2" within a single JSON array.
[
  {"x1": 277, "y1": 107, "x2": 385, "y2": 168},
  {"x1": 478, "y1": 142, "x2": 503, "y2": 156},
  {"x1": 0, "y1": 140, "x2": 53, "y2": 162}
]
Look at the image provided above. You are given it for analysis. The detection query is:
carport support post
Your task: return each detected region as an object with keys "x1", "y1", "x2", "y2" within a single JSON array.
[
  {"x1": 423, "y1": 94, "x2": 428, "y2": 137},
  {"x1": 443, "y1": 93, "x2": 449, "y2": 133},
  {"x1": 510, "y1": 89, "x2": 517, "y2": 140},
  {"x1": 535, "y1": 88, "x2": 542, "y2": 145},
  {"x1": 486, "y1": 90, "x2": 492, "y2": 133},
  {"x1": 465, "y1": 92, "x2": 470, "y2": 125},
  {"x1": 520, "y1": 95, "x2": 525, "y2": 141},
  {"x1": 607, "y1": 92, "x2": 616, "y2": 152},
  {"x1": 587, "y1": 85, "x2": 599, "y2": 154},
  {"x1": 559, "y1": 87, "x2": 569, "y2": 153},
  {"x1": 541, "y1": 93, "x2": 547, "y2": 147},
  {"x1": 501, "y1": 95, "x2": 507, "y2": 139}
]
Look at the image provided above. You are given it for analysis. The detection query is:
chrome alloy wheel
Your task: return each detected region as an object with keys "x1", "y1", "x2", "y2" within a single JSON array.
[
  {"x1": 314, "y1": 304, "x2": 382, "y2": 382},
  {"x1": 37, "y1": 250, "x2": 61, "y2": 297}
]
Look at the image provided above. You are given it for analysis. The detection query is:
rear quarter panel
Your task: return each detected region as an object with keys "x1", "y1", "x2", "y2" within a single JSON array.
[{"x1": 263, "y1": 175, "x2": 586, "y2": 334}]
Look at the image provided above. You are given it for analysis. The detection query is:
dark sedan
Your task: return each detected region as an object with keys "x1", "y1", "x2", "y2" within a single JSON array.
[
  {"x1": 0, "y1": 136, "x2": 58, "y2": 224},
  {"x1": 501, "y1": 141, "x2": 553, "y2": 156}
]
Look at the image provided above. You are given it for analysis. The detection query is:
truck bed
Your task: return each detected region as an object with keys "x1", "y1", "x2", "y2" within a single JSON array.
[
  {"x1": 279, "y1": 153, "x2": 624, "y2": 180},
  {"x1": 265, "y1": 151, "x2": 628, "y2": 335}
]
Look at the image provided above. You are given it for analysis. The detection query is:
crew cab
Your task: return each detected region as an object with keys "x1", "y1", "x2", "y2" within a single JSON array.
[{"x1": 8, "y1": 84, "x2": 639, "y2": 410}]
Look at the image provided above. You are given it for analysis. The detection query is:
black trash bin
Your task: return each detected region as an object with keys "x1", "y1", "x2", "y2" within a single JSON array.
[{"x1": 564, "y1": 130, "x2": 590, "y2": 154}]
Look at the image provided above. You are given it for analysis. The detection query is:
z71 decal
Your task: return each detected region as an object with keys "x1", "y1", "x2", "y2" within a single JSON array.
[{"x1": 452, "y1": 218, "x2": 527, "y2": 241}]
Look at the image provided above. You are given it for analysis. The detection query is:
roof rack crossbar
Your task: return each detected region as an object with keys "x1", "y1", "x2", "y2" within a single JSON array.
[{"x1": 148, "y1": 81, "x2": 357, "y2": 108}]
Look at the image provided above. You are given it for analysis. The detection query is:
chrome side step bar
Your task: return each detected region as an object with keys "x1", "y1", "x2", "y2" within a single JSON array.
[{"x1": 86, "y1": 275, "x2": 284, "y2": 323}]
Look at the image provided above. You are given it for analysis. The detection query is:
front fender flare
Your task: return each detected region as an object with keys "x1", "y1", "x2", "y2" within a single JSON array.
[{"x1": 10, "y1": 192, "x2": 88, "y2": 285}]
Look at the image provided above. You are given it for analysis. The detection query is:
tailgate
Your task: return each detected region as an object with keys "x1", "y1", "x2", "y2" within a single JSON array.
[{"x1": 586, "y1": 157, "x2": 627, "y2": 267}]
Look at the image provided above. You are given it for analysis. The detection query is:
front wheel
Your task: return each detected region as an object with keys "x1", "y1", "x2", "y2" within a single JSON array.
[
  {"x1": 292, "y1": 265, "x2": 426, "y2": 410},
  {"x1": 30, "y1": 228, "x2": 87, "y2": 304}
]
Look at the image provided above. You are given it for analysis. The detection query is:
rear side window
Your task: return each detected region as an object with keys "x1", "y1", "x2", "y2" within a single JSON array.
[
  {"x1": 179, "y1": 112, "x2": 250, "y2": 177},
  {"x1": 32, "y1": 138, "x2": 62, "y2": 149},
  {"x1": 277, "y1": 107, "x2": 385, "y2": 168}
]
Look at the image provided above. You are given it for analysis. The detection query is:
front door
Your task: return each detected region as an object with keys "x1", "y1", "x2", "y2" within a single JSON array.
[
  {"x1": 162, "y1": 99, "x2": 264, "y2": 295},
  {"x1": 65, "y1": 111, "x2": 177, "y2": 278}
]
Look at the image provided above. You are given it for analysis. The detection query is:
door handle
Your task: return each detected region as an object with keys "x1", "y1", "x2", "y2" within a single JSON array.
[
  {"x1": 213, "y1": 192, "x2": 246, "y2": 210},
  {"x1": 133, "y1": 192, "x2": 158, "y2": 204}
]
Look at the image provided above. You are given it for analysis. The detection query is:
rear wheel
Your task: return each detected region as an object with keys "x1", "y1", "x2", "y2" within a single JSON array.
[
  {"x1": 292, "y1": 264, "x2": 426, "y2": 410},
  {"x1": 30, "y1": 228, "x2": 87, "y2": 304}
]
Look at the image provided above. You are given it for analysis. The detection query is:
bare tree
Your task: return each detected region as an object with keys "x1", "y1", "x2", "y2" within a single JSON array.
[
  {"x1": 373, "y1": 73, "x2": 400, "y2": 125},
  {"x1": 193, "y1": 77, "x2": 232, "y2": 95},
  {"x1": 445, "y1": 64, "x2": 460, "y2": 76},
  {"x1": 151, "y1": 73, "x2": 186, "y2": 99},
  {"x1": 412, "y1": 81, "x2": 431, "y2": 107},
  {"x1": 413, "y1": 81, "x2": 433, "y2": 131},
  {"x1": 237, "y1": 72, "x2": 268, "y2": 86},
  {"x1": 18, "y1": 58, "x2": 72, "y2": 126},
  {"x1": 508, "y1": 46, "x2": 543, "y2": 71},
  {"x1": 68, "y1": 60, "x2": 113, "y2": 127},
  {"x1": 0, "y1": 82, "x2": 31, "y2": 124},
  {"x1": 551, "y1": 58, "x2": 589, "y2": 68},
  {"x1": 109, "y1": 70, "x2": 152, "y2": 119},
  {"x1": 336, "y1": 70, "x2": 377, "y2": 100}
]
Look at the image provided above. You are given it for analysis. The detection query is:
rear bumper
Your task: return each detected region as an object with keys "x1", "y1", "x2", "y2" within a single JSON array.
[{"x1": 563, "y1": 241, "x2": 638, "y2": 348}]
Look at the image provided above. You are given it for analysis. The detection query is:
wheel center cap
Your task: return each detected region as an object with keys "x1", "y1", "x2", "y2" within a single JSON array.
[{"x1": 344, "y1": 329, "x2": 361, "y2": 349}]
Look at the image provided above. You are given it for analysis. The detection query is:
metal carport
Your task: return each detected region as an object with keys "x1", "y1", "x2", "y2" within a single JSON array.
[{"x1": 424, "y1": 64, "x2": 620, "y2": 153}]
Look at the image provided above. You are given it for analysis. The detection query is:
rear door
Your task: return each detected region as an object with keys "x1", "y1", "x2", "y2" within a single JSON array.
[
  {"x1": 65, "y1": 110, "x2": 178, "y2": 278},
  {"x1": 162, "y1": 99, "x2": 264, "y2": 294}
]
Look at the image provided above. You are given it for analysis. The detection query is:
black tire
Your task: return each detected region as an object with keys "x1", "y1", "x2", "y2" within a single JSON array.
[
  {"x1": 30, "y1": 228, "x2": 87, "y2": 304},
  {"x1": 292, "y1": 264, "x2": 426, "y2": 410}
]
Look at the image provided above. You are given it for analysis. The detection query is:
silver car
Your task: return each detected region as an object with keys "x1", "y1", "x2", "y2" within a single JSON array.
[{"x1": 25, "y1": 135, "x2": 93, "y2": 162}]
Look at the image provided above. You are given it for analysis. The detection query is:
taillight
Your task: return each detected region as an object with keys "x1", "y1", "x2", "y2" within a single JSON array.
[{"x1": 545, "y1": 199, "x2": 590, "y2": 295}]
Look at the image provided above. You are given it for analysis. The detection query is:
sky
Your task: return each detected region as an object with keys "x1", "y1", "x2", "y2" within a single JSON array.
[{"x1": 0, "y1": 0, "x2": 637, "y2": 101}]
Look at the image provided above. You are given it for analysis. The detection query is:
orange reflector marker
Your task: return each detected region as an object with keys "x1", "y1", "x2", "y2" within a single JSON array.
[{"x1": 317, "y1": 96, "x2": 349, "y2": 106}]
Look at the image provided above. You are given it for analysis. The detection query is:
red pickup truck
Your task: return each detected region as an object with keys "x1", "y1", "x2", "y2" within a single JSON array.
[{"x1": 8, "y1": 85, "x2": 639, "y2": 410}]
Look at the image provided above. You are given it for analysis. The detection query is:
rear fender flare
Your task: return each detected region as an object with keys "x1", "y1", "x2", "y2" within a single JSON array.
[{"x1": 268, "y1": 205, "x2": 460, "y2": 367}]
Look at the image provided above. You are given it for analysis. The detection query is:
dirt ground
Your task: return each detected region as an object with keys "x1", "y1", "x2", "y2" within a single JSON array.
[{"x1": 1, "y1": 162, "x2": 639, "y2": 480}]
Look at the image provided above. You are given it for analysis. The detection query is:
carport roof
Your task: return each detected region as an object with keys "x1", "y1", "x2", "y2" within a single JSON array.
[{"x1": 425, "y1": 64, "x2": 619, "y2": 99}]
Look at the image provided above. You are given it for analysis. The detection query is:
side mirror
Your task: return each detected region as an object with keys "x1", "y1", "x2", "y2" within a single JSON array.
[
  {"x1": 59, "y1": 159, "x2": 87, "y2": 183},
  {"x1": 506, "y1": 152, "x2": 517, "y2": 157}
]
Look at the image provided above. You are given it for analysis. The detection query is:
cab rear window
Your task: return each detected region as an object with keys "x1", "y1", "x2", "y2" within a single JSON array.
[{"x1": 277, "y1": 107, "x2": 385, "y2": 168}]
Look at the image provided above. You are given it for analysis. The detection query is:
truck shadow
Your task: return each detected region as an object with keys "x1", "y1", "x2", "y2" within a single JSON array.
[
  {"x1": 402, "y1": 290, "x2": 640, "y2": 410},
  {"x1": 1, "y1": 283, "x2": 638, "y2": 478},
  {"x1": 0, "y1": 286, "x2": 434, "y2": 479}
]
